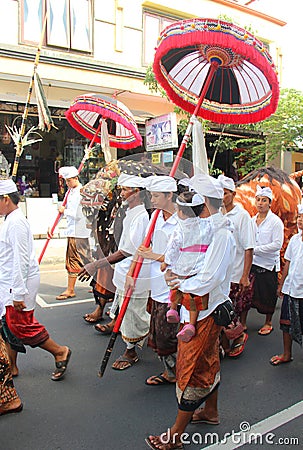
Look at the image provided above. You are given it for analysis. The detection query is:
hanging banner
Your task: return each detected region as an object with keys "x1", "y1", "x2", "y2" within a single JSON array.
[{"x1": 145, "y1": 112, "x2": 178, "y2": 151}]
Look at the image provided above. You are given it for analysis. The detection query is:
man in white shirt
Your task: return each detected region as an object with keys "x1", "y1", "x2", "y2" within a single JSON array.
[
  {"x1": 79, "y1": 173, "x2": 150, "y2": 370},
  {"x1": 130, "y1": 175, "x2": 179, "y2": 386},
  {"x1": 146, "y1": 174, "x2": 236, "y2": 449},
  {"x1": 0, "y1": 178, "x2": 71, "y2": 382},
  {"x1": 219, "y1": 175, "x2": 255, "y2": 357},
  {"x1": 251, "y1": 185, "x2": 284, "y2": 335},
  {"x1": 53, "y1": 166, "x2": 92, "y2": 300},
  {"x1": 270, "y1": 203, "x2": 303, "y2": 365}
]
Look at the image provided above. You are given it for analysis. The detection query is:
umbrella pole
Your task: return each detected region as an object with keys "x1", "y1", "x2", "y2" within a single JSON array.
[
  {"x1": 98, "y1": 62, "x2": 219, "y2": 378},
  {"x1": 11, "y1": 14, "x2": 48, "y2": 181},
  {"x1": 38, "y1": 122, "x2": 102, "y2": 265}
]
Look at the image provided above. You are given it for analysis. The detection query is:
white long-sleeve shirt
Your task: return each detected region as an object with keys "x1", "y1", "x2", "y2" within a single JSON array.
[
  {"x1": 252, "y1": 210, "x2": 284, "y2": 271},
  {"x1": 113, "y1": 204, "x2": 150, "y2": 295},
  {"x1": 0, "y1": 208, "x2": 40, "y2": 317},
  {"x1": 180, "y1": 212, "x2": 236, "y2": 321},
  {"x1": 64, "y1": 184, "x2": 90, "y2": 238},
  {"x1": 225, "y1": 204, "x2": 255, "y2": 284},
  {"x1": 282, "y1": 232, "x2": 303, "y2": 298}
]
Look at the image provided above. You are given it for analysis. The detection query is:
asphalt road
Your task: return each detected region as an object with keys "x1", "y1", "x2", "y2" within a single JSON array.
[{"x1": 0, "y1": 263, "x2": 302, "y2": 450}]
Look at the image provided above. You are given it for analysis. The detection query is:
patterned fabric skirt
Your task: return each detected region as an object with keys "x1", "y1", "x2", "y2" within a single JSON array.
[
  {"x1": 148, "y1": 299, "x2": 178, "y2": 357},
  {"x1": 229, "y1": 273, "x2": 255, "y2": 316},
  {"x1": 5, "y1": 306, "x2": 49, "y2": 348},
  {"x1": 0, "y1": 334, "x2": 19, "y2": 406},
  {"x1": 176, "y1": 315, "x2": 221, "y2": 412},
  {"x1": 280, "y1": 294, "x2": 303, "y2": 346},
  {"x1": 116, "y1": 290, "x2": 150, "y2": 344},
  {"x1": 66, "y1": 237, "x2": 92, "y2": 276},
  {"x1": 250, "y1": 265, "x2": 278, "y2": 315}
]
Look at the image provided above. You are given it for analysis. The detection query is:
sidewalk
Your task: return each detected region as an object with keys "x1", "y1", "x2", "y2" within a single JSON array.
[{"x1": 34, "y1": 237, "x2": 66, "y2": 265}]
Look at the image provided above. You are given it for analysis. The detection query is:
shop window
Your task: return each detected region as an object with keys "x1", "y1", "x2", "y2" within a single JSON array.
[
  {"x1": 21, "y1": 0, "x2": 92, "y2": 53},
  {"x1": 143, "y1": 12, "x2": 176, "y2": 66}
]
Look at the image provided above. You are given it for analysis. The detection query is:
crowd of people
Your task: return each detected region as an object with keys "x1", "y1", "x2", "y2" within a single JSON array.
[{"x1": 0, "y1": 166, "x2": 302, "y2": 450}]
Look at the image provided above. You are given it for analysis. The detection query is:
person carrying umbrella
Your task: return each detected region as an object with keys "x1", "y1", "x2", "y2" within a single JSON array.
[
  {"x1": 126, "y1": 175, "x2": 179, "y2": 386},
  {"x1": 51, "y1": 166, "x2": 92, "y2": 300},
  {"x1": 79, "y1": 173, "x2": 151, "y2": 370},
  {"x1": 145, "y1": 174, "x2": 235, "y2": 450}
]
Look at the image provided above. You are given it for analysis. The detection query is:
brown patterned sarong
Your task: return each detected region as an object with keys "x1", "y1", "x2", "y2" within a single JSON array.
[
  {"x1": 66, "y1": 237, "x2": 91, "y2": 276},
  {"x1": 176, "y1": 315, "x2": 221, "y2": 412},
  {"x1": 0, "y1": 334, "x2": 19, "y2": 406},
  {"x1": 229, "y1": 273, "x2": 255, "y2": 316},
  {"x1": 148, "y1": 299, "x2": 178, "y2": 357}
]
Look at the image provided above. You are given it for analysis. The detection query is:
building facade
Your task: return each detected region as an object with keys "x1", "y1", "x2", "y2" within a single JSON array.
[{"x1": 0, "y1": 0, "x2": 291, "y2": 197}]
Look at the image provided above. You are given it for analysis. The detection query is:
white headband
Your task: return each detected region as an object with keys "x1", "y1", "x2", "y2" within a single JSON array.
[
  {"x1": 117, "y1": 173, "x2": 146, "y2": 188},
  {"x1": 255, "y1": 185, "x2": 273, "y2": 200},
  {"x1": 218, "y1": 174, "x2": 235, "y2": 192},
  {"x1": 190, "y1": 174, "x2": 224, "y2": 199},
  {"x1": 59, "y1": 166, "x2": 79, "y2": 179},
  {"x1": 0, "y1": 178, "x2": 18, "y2": 195},
  {"x1": 145, "y1": 175, "x2": 177, "y2": 192},
  {"x1": 176, "y1": 193, "x2": 205, "y2": 207}
]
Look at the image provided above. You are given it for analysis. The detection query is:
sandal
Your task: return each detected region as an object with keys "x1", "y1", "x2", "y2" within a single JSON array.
[
  {"x1": 51, "y1": 349, "x2": 72, "y2": 381},
  {"x1": 94, "y1": 323, "x2": 114, "y2": 335},
  {"x1": 145, "y1": 434, "x2": 184, "y2": 449},
  {"x1": 83, "y1": 313, "x2": 104, "y2": 324},
  {"x1": 112, "y1": 354, "x2": 139, "y2": 370}
]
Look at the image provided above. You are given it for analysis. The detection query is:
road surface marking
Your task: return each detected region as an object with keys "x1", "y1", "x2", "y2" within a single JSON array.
[
  {"x1": 36, "y1": 295, "x2": 94, "y2": 308},
  {"x1": 203, "y1": 400, "x2": 303, "y2": 449}
]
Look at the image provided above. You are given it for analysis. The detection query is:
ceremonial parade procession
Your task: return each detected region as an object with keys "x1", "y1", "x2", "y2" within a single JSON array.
[{"x1": 0, "y1": 1, "x2": 303, "y2": 449}]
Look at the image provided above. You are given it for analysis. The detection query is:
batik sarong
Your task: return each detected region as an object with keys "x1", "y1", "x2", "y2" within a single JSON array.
[
  {"x1": 148, "y1": 299, "x2": 178, "y2": 357},
  {"x1": 229, "y1": 273, "x2": 255, "y2": 316},
  {"x1": 280, "y1": 294, "x2": 303, "y2": 345},
  {"x1": 176, "y1": 315, "x2": 221, "y2": 412},
  {"x1": 66, "y1": 237, "x2": 91, "y2": 276},
  {"x1": 0, "y1": 334, "x2": 19, "y2": 406}
]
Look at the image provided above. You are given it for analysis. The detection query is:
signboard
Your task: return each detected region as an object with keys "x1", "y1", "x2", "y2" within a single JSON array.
[
  {"x1": 151, "y1": 153, "x2": 161, "y2": 164},
  {"x1": 162, "y1": 150, "x2": 174, "y2": 163},
  {"x1": 145, "y1": 112, "x2": 178, "y2": 151}
]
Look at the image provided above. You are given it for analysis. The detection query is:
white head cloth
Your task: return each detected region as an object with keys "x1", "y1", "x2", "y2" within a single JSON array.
[
  {"x1": 178, "y1": 178, "x2": 195, "y2": 191},
  {"x1": 145, "y1": 175, "x2": 177, "y2": 192},
  {"x1": 190, "y1": 174, "x2": 224, "y2": 199},
  {"x1": 0, "y1": 178, "x2": 18, "y2": 195},
  {"x1": 176, "y1": 193, "x2": 205, "y2": 206},
  {"x1": 255, "y1": 185, "x2": 273, "y2": 200},
  {"x1": 117, "y1": 173, "x2": 146, "y2": 188},
  {"x1": 218, "y1": 174, "x2": 235, "y2": 192},
  {"x1": 59, "y1": 166, "x2": 79, "y2": 179},
  {"x1": 298, "y1": 203, "x2": 303, "y2": 214}
]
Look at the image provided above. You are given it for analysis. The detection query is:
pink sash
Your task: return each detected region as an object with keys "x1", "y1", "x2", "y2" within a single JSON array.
[{"x1": 180, "y1": 244, "x2": 209, "y2": 253}]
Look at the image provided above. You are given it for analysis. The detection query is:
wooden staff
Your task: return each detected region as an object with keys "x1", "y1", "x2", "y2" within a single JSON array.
[
  {"x1": 11, "y1": 15, "x2": 47, "y2": 180},
  {"x1": 38, "y1": 122, "x2": 102, "y2": 264}
]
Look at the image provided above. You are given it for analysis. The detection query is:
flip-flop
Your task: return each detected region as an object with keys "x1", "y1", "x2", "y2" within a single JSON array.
[
  {"x1": 51, "y1": 348, "x2": 72, "y2": 381},
  {"x1": 190, "y1": 417, "x2": 220, "y2": 425},
  {"x1": 258, "y1": 325, "x2": 273, "y2": 336},
  {"x1": 228, "y1": 333, "x2": 248, "y2": 358},
  {"x1": 270, "y1": 355, "x2": 293, "y2": 366},
  {"x1": 94, "y1": 323, "x2": 113, "y2": 335},
  {"x1": 112, "y1": 354, "x2": 139, "y2": 370},
  {"x1": 145, "y1": 374, "x2": 175, "y2": 386},
  {"x1": 56, "y1": 294, "x2": 76, "y2": 301},
  {"x1": 145, "y1": 436, "x2": 184, "y2": 450}
]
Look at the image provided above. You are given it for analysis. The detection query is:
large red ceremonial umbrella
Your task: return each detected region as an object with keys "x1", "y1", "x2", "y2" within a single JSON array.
[
  {"x1": 98, "y1": 18, "x2": 280, "y2": 378},
  {"x1": 65, "y1": 93, "x2": 142, "y2": 150},
  {"x1": 39, "y1": 94, "x2": 142, "y2": 264}
]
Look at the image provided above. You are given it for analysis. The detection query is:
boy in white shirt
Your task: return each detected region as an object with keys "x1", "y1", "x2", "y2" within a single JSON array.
[{"x1": 270, "y1": 203, "x2": 303, "y2": 365}]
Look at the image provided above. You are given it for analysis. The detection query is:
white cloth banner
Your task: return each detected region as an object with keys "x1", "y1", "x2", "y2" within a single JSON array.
[{"x1": 192, "y1": 117, "x2": 209, "y2": 175}]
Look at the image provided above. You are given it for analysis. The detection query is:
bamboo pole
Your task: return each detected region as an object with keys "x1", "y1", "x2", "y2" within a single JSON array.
[{"x1": 11, "y1": 14, "x2": 48, "y2": 180}]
